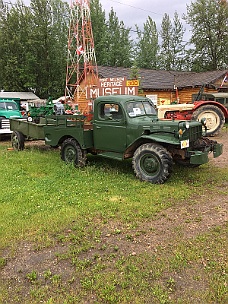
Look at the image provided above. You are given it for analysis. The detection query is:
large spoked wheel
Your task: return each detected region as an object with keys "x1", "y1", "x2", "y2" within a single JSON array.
[
  {"x1": 61, "y1": 138, "x2": 86, "y2": 167},
  {"x1": 11, "y1": 131, "x2": 25, "y2": 151},
  {"x1": 132, "y1": 143, "x2": 173, "y2": 184},
  {"x1": 192, "y1": 105, "x2": 225, "y2": 136}
]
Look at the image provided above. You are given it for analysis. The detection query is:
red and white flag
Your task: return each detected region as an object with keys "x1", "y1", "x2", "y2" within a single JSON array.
[
  {"x1": 220, "y1": 73, "x2": 228, "y2": 87},
  {"x1": 77, "y1": 45, "x2": 84, "y2": 55}
]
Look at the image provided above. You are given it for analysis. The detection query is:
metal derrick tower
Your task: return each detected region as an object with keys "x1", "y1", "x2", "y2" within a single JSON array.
[{"x1": 65, "y1": 0, "x2": 98, "y2": 112}]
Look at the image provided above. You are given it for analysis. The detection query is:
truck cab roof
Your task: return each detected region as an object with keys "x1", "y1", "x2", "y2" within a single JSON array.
[{"x1": 95, "y1": 95, "x2": 150, "y2": 103}]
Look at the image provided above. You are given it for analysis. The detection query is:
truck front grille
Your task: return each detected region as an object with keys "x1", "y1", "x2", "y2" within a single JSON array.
[
  {"x1": 0, "y1": 119, "x2": 10, "y2": 129},
  {"x1": 188, "y1": 124, "x2": 203, "y2": 142}
]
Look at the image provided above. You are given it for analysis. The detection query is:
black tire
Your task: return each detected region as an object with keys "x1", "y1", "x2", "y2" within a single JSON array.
[
  {"x1": 11, "y1": 131, "x2": 25, "y2": 151},
  {"x1": 192, "y1": 105, "x2": 225, "y2": 137},
  {"x1": 61, "y1": 138, "x2": 86, "y2": 167},
  {"x1": 132, "y1": 143, "x2": 173, "y2": 184}
]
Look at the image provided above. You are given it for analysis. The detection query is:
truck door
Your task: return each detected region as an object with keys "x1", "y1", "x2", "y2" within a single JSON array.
[{"x1": 93, "y1": 102, "x2": 127, "y2": 152}]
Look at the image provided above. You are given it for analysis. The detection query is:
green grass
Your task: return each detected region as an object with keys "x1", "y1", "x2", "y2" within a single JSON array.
[{"x1": 0, "y1": 137, "x2": 227, "y2": 303}]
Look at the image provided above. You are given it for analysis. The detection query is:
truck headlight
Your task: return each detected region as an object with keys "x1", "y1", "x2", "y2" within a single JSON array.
[
  {"x1": 183, "y1": 121, "x2": 190, "y2": 129},
  {"x1": 201, "y1": 118, "x2": 207, "y2": 126},
  {"x1": 201, "y1": 117, "x2": 207, "y2": 135}
]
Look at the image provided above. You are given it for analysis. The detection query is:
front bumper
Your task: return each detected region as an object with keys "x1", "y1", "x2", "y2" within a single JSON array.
[
  {"x1": 0, "y1": 129, "x2": 12, "y2": 134},
  {"x1": 190, "y1": 151, "x2": 209, "y2": 165},
  {"x1": 213, "y1": 143, "x2": 223, "y2": 158},
  {"x1": 189, "y1": 142, "x2": 223, "y2": 165}
]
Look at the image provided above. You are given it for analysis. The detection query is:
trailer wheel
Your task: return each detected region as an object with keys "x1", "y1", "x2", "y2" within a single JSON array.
[
  {"x1": 11, "y1": 131, "x2": 25, "y2": 151},
  {"x1": 192, "y1": 105, "x2": 225, "y2": 136},
  {"x1": 61, "y1": 138, "x2": 86, "y2": 167},
  {"x1": 132, "y1": 143, "x2": 173, "y2": 184}
]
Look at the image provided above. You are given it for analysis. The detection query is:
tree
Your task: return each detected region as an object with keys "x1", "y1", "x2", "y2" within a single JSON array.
[
  {"x1": 103, "y1": 8, "x2": 133, "y2": 67},
  {"x1": 135, "y1": 16, "x2": 159, "y2": 69},
  {"x1": 171, "y1": 12, "x2": 186, "y2": 70},
  {"x1": 185, "y1": 0, "x2": 228, "y2": 71},
  {"x1": 0, "y1": 0, "x2": 69, "y2": 97},
  {"x1": 160, "y1": 12, "x2": 185, "y2": 70},
  {"x1": 48, "y1": 0, "x2": 70, "y2": 97},
  {"x1": 90, "y1": 0, "x2": 107, "y2": 66},
  {"x1": 159, "y1": 13, "x2": 173, "y2": 70},
  {"x1": 0, "y1": 0, "x2": 34, "y2": 91},
  {"x1": 30, "y1": 0, "x2": 70, "y2": 98}
]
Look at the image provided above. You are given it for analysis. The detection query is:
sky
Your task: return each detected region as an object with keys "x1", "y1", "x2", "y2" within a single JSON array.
[
  {"x1": 98, "y1": 0, "x2": 193, "y2": 41},
  {"x1": 9, "y1": 0, "x2": 194, "y2": 41}
]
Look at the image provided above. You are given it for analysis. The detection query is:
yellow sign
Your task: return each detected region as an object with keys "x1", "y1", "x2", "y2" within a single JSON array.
[
  {"x1": 126, "y1": 79, "x2": 139, "y2": 87},
  {"x1": 159, "y1": 98, "x2": 170, "y2": 105},
  {"x1": 181, "y1": 139, "x2": 189, "y2": 149}
]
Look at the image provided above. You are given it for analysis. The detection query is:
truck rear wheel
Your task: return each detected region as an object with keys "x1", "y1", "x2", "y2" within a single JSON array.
[
  {"x1": 132, "y1": 143, "x2": 173, "y2": 184},
  {"x1": 192, "y1": 105, "x2": 225, "y2": 136},
  {"x1": 61, "y1": 138, "x2": 86, "y2": 167},
  {"x1": 11, "y1": 131, "x2": 25, "y2": 151}
]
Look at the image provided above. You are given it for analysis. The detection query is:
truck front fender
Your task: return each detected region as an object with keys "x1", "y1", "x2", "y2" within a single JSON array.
[
  {"x1": 140, "y1": 134, "x2": 179, "y2": 146},
  {"x1": 124, "y1": 134, "x2": 179, "y2": 158}
]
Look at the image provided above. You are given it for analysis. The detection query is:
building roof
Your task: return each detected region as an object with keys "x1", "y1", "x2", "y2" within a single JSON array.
[
  {"x1": 0, "y1": 92, "x2": 39, "y2": 100},
  {"x1": 97, "y1": 66, "x2": 228, "y2": 90}
]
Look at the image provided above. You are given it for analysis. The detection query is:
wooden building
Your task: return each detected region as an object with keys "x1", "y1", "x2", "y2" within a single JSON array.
[
  {"x1": 97, "y1": 66, "x2": 228, "y2": 107},
  {"x1": 71, "y1": 67, "x2": 227, "y2": 111}
]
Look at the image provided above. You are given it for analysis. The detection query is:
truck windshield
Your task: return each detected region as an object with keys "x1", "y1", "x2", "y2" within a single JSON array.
[
  {"x1": 126, "y1": 101, "x2": 156, "y2": 117},
  {"x1": 7, "y1": 102, "x2": 19, "y2": 110},
  {"x1": 0, "y1": 102, "x2": 19, "y2": 110}
]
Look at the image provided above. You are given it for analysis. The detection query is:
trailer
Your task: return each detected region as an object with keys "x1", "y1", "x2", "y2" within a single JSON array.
[
  {"x1": 10, "y1": 115, "x2": 86, "y2": 150},
  {"x1": 10, "y1": 118, "x2": 45, "y2": 150}
]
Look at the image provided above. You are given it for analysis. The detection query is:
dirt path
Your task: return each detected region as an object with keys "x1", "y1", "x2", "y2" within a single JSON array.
[{"x1": 210, "y1": 127, "x2": 228, "y2": 168}]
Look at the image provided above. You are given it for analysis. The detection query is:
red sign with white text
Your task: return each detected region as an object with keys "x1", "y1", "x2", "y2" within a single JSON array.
[{"x1": 86, "y1": 77, "x2": 139, "y2": 99}]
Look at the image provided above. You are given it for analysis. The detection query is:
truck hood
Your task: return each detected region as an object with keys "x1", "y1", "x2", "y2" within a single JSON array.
[
  {"x1": 2, "y1": 110, "x2": 22, "y2": 119},
  {"x1": 131, "y1": 115, "x2": 200, "y2": 128},
  {"x1": 131, "y1": 115, "x2": 203, "y2": 142}
]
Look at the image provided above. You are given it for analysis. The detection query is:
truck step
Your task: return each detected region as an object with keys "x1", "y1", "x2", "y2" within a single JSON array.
[{"x1": 97, "y1": 151, "x2": 123, "y2": 161}]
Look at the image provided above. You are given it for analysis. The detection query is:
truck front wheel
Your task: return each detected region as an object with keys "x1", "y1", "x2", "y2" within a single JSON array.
[
  {"x1": 132, "y1": 143, "x2": 173, "y2": 184},
  {"x1": 192, "y1": 105, "x2": 225, "y2": 136},
  {"x1": 11, "y1": 131, "x2": 25, "y2": 151},
  {"x1": 61, "y1": 138, "x2": 86, "y2": 167}
]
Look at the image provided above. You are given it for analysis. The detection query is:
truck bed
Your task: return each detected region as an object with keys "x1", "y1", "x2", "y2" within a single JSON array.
[
  {"x1": 10, "y1": 115, "x2": 93, "y2": 140},
  {"x1": 10, "y1": 118, "x2": 45, "y2": 139}
]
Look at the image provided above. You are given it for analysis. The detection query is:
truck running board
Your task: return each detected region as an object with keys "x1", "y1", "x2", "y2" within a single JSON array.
[{"x1": 97, "y1": 151, "x2": 123, "y2": 161}]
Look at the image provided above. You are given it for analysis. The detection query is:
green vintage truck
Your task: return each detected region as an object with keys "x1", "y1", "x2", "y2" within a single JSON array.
[
  {"x1": 10, "y1": 95, "x2": 223, "y2": 184},
  {"x1": 0, "y1": 98, "x2": 22, "y2": 136}
]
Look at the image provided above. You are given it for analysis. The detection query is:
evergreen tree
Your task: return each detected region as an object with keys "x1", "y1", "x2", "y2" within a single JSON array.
[
  {"x1": 0, "y1": 0, "x2": 69, "y2": 97},
  {"x1": 90, "y1": 0, "x2": 107, "y2": 66},
  {"x1": 171, "y1": 12, "x2": 185, "y2": 70},
  {"x1": 160, "y1": 12, "x2": 185, "y2": 70},
  {"x1": 0, "y1": 0, "x2": 33, "y2": 91},
  {"x1": 159, "y1": 13, "x2": 173, "y2": 70},
  {"x1": 27, "y1": 0, "x2": 70, "y2": 98},
  {"x1": 135, "y1": 16, "x2": 159, "y2": 69},
  {"x1": 103, "y1": 8, "x2": 133, "y2": 67},
  {"x1": 184, "y1": 0, "x2": 228, "y2": 71},
  {"x1": 48, "y1": 0, "x2": 69, "y2": 97}
]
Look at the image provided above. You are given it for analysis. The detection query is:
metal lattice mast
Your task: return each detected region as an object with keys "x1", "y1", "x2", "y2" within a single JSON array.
[{"x1": 65, "y1": 0, "x2": 98, "y2": 106}]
